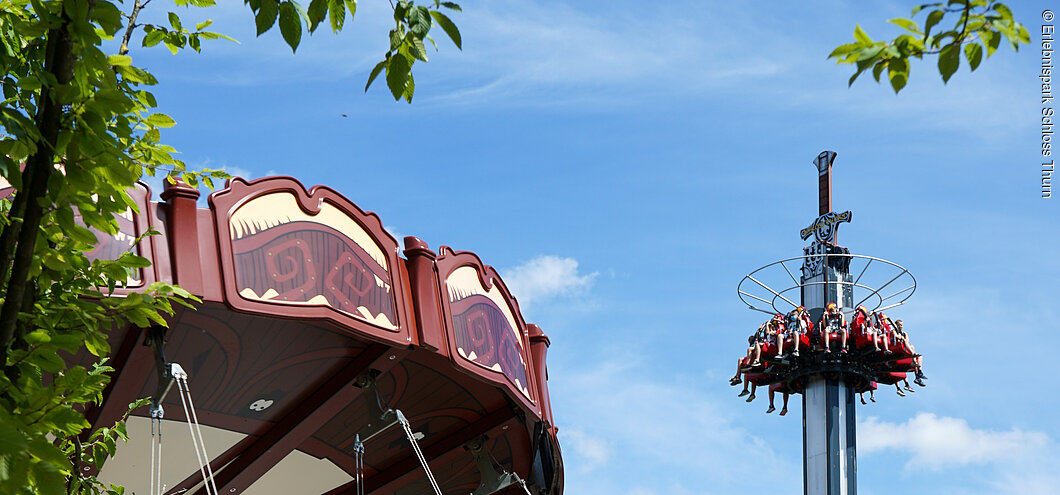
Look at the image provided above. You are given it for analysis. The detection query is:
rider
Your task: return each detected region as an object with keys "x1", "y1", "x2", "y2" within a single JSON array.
[
  {"x1": 731, "y1": 335, "x2": 757, "y2": 386},
  {"x1": 767, "y1": 388, "x2": 790, "y2": 416},
  {"x1": 771, "y1": 313, "x2": 794, "y2": 358},
  {"x1": 818, "y1": 302, "x2": 848, "y2": 353},
  {"x1": 893, "y1": 319, "x2": 927, "y2": 386},
  {"x1": 786, "y1": 306, "x2": 812, "y2": 354},
  {"x1": 873, "y1": 311, "x2": 893, "y2": 354},
  {"x1": 850, "y1": 305, "x2": 872, "y2": 346}
]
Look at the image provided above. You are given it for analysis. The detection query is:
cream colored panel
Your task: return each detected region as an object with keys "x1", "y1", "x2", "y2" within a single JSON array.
[
  {"x1": 446, "y1": 266, "x2": 523, "y2": 350},
  {"x1": 98, "y1": 416, "x2": 245, "y2": 494},
  {"x1": 244, "y1": 449, "x2": 353, "y2": 495},
  {"x1": 229, "y1": 191, "x2": 388, "y2": 270}
]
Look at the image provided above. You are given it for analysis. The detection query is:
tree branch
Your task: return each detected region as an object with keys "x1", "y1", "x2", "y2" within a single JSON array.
[
  {"x1": 0, "y1": 6, "x2": 79, "y2": 363},
  {"x1": 119, "y1": 0, "x2": 146, "y2": 56}
]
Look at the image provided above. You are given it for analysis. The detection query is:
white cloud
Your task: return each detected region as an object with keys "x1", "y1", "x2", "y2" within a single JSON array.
[
  {"x1": 502, "y1": 255, "x2": 596, "y2": 307},
  {"x1": 552, "y1": 354, "x2": 797, "y2": 494},
  {"x1": 859, "y1": 412, "x2": 1049, "y2": 470},
  {"x1": 559, "y1": 428, "x2": 612, "y2": 472},
  {"x1": 426, "y1": 0, "x2": 790, "y2": 105}
]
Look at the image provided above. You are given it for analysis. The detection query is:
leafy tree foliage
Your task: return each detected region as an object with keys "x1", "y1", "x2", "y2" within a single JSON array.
[
  {"x1": 830, "y1": 1, "x2": 1029, "y2": 93},
  {"x1": 0, "y1": 1, "x2": 459, "y2": 493}
]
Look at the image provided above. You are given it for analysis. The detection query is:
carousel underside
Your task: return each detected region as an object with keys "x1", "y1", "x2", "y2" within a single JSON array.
[{"x1": 65, "y1": 176, "x2": 563, "y2": 495}]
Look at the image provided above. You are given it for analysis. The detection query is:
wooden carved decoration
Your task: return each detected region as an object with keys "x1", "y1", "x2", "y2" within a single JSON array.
[
  {"x1": 438, "y1": 248, "x2": 536, "y2": 407},
  {"x1": 211, "y1": 177, "x2": 408, "y2": 340}
]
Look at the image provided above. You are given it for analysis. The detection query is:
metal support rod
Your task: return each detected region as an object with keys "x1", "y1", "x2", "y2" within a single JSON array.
[
  {"x1": 853, "y1": 269, "x2": 907, "y2": 309},
  {"x1": 747, "y1": 275, "x2": 800, "y2": 308}
]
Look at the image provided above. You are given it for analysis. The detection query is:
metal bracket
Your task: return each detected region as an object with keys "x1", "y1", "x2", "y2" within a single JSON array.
[
  {"x1": 356, "y1": 370, "x2": 400, "y2": 442},
  {"x1": 143, "y1": 325, "x2": 176, "y2": 418},
  {"x1": 468, "y1": 437, "x2": 524, "y2": 495}
]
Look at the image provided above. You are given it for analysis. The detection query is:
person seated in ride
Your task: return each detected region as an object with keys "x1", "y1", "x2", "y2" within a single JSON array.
[
  {"x1": 850, "y1": 305, "x2": 872, "y2": 343},
  {"x1": 770, "y1": 313, "x2": 795, "y2": 358},
  {"x1": 893, "y1": 319, "x2": 927, "y2": 386},
  {"x1": 743, "y1": 323, "x2": 767, "y2": 366},
  {"x1": 766, "y1": 388, "x2": 790, "y2": 415},
  {"x1": 731, "y1": 335, "x2": 757, "y2": 385},
  {"x1": 872, "y1": 311, "x2": 893, "y2": 354},
  {"x1": 894, "y1": 380, "x2": 911, "y2": 397},
  {"x1": 763, "y1": 317, "x2": 785, "y2": 361},
  {"x1": 818, "y1": 303, "x2": 848, "y2": 353},
  {"x1": 786, "y1": 306, "x2": 812, "y2": 353},
  {"x1": 859, "y1": 385, "x2": 876, "y2": 404}
]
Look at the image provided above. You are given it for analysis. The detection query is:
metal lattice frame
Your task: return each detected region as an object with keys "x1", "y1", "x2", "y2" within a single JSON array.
[{"x1": 737, "y1": 253, "x2": 916, "y2": 316}]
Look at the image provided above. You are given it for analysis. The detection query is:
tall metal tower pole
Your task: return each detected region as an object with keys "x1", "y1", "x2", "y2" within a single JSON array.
[
  {"x1": 801, "y1": 151, "x2": 856, "y2": 495},
  {"x1": 736, "y1": 151, "x2": 920, "y2": 495}
]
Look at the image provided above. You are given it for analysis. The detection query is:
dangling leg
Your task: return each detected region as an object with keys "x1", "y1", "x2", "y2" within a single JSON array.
[
  {"x1": 779, "y1": 393, "x2": 790, "y2": 416},
  {"x1": 766, "y1": 389, "x2": 776, "y2": 414},
  {"x1": 895, "y1": 383, "x2": 906, "y2": 397}
]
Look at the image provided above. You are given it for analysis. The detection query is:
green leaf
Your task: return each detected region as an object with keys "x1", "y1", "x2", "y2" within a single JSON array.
[
  {"x1": 307, "y1": 0, "x2": 327, "y2": 32},
  {"x1": 278, "y1": 1, "x2": 302, "y2": 52},
  {"x1": 0, "y1": 422, "x2": 27, "y2": 456},
  {"x1": 168, "y1": 12, "x2": 183, "y2": 31},
  {"x1": 36, "y1": 351, "x2": 65, "y2": 373},
  {"x1": 924, "y1": 10, "x2": 944, "y2": 37},
  {"x1": 364, "y1": 60, "x2": 386, "y2": 92},
  {"x1": 855, "y1": 44, "x2": 884, "y2": 62},
  {"x1": 195, "y1": 19, "x2": 214, "y2": 31},
  {"x1": 24, "y1": 330, "x2": 51, "y2": 345},
  {"x1": 106, "y1": 54, "x2": 132, "y2": 66},
  {"x1": 145, "y1": 113, "x2": 176, "y2": 128},
  {"x1": 410, "y1": 35, "x2": 429, "y2": 61},
  {"x1": 872, "y1": 60, "x2": 886, "y2": 82},
  {"x1": 345, "y1": 0, "x2": 357, "y2": 22},
  {"x1": 118, "y1": 253, "x2": 152, "y2": 268},
  {"x1": 403, "y1": 72, "x2": 415, "y2": 103},
  {"x1": 385, "y1": 54, "x2": 412, "y2": 101},
  {"x1": 30, "y1": 460, "x2": 65, "y2": 495},
  {"x1": 440, "y1": 2, "x2": 461, "y2": 11},
  {"x1": 981, "y1": 29, "x2": 999, "y2": 56},
  {"x1": 853, "y1": 24, "x2": 872, "y2": 45},
  {"x1": 143, "y1": 29, "x2": 166, "y2": 47},
  {"x1": 912, "y1": 3, "x2": 941, "y2": 16},
  {"x1": 329, "y1": 0, "x2": 346, "y2": 32},
  {"x1": 256, "y1": 0, "x2": 279, "y2": 35},
  {"x1": 993, "y1": 3, "x2": 1013, "y2": 22},
  {"x1": 888, "y1": 57, "x2": 908, "y2": 93},
  {"x1": 429, "y1": 10, "x2": 461, "y2": 49},
  {"x1": 964, "y1": 42, "x2": 983, "y2": 70},
  {"x1": 409, "y1": 6, "x2": 431, "y2": 38},
  {"x1": 888, "y1": 18, "x2": 920, "y2": 34},
  {"x1": 938, "y1": 43, "x2": 959, "y2": 83}
]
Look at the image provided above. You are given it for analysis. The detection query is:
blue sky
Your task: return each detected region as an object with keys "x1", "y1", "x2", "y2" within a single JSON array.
[{"x1": 126, "y1": 1, "x2": 1057, "y2": 494}]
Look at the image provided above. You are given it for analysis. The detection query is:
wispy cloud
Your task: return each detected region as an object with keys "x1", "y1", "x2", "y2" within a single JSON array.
[
  {"x1": 425, "y1": 0, "x2": 790, "y2": 105},
  {"x1": 859, "y1": 412, "x2": 1049, "y2": 470},
  {"x1": 502, "y1": 255, "x2": 596, "y2": 308},
  {"x1": 552, "y1": 354, "x2": 797, "y2": 494},
  {"x1": 560, "y1": 428, "x2": 613, "y2": 472}
]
